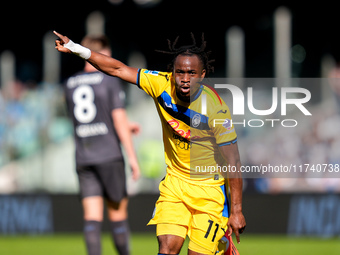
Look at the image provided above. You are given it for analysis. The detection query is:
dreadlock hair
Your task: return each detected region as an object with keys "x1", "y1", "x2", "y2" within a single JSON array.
[{"x1": 156, "y1": 33, "x2": 215, "y2": 75}]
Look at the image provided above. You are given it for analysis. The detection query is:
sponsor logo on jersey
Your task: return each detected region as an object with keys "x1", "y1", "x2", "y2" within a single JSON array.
[
  {"x1": 168, "y1": 119, "x2": 190, "y2": 139},
  {"x1": 222, "y1": 118, "x2": 232, "y2": 130},
  {"x1": 173, "y1": 133, "x2": 191, "y2": 150},
  {"x1": 76, "y1": 122, "x2": 108, "y2": 137},
  {"x1": 143, "y1": 70, "x2": 159, "y2": 76}
]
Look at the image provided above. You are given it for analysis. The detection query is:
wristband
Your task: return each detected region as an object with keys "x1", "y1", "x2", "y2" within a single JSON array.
[{"x1": 63, "y1": 40, "x2": 91, "y2": 60}]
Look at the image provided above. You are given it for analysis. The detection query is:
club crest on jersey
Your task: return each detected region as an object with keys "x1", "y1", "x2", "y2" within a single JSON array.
[{"x1": 192, "y1": 114, "x2": 201, "y2": 128}]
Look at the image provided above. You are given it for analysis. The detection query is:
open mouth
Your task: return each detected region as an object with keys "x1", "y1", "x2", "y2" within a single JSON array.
[{"x1": 180, "y1": 86, "x2": 190, "y2": 94}]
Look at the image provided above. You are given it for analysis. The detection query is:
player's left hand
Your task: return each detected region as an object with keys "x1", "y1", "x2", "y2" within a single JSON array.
[
  {"x1": 130, "y1": 159, "x2": 141, "y2": 181},
  {"x1": 129, "y1": 122, "x2": 141, "y2": 135},
  {"x1": 227, "y1": 211, "x2": 246, "y2": 244}
]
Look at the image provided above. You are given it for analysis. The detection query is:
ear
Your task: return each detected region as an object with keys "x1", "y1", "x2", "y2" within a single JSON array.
[{"x1": 201, "y1": 69, "x2": 206, "y2": 78}]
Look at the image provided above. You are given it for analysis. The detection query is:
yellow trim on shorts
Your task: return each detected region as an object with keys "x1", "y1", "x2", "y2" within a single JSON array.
[
  {"x1": 156, "y1": 223, "x2": 187, "y2": 239},
  {"x1": 188, "y1": 240, "x2": 214, "y2": 255}
]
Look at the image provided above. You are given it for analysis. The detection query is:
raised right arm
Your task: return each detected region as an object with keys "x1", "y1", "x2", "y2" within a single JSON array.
[{"x1": 54, "y1": 31, "x2": 139, "y2": 85}]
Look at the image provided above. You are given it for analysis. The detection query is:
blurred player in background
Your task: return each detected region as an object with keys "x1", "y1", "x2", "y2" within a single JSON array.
[
  {"x1": 55, "y1": 31, "x2": 245, "y2": 255},
  {"x1": 63, "y1": 35, "x2": 140, "y2": 255}
]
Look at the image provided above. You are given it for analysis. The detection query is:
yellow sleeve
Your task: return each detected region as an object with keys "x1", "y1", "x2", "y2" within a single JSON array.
[
  {"x1": 209, "y1": 103, "x2": 237, "y2": 146},
  {"x1": 137, "y1": 69, "x2": 171, "y2": 98}
]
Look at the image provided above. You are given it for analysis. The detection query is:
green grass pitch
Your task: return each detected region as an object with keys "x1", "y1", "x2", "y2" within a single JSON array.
[{"x1": 1, "y1": 233, "x2": 340, "y2": 255}]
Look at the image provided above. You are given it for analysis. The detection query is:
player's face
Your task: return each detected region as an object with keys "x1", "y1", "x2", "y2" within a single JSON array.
[{"x1": 173, "y1": 54, "x2": 206, "y2": 102}]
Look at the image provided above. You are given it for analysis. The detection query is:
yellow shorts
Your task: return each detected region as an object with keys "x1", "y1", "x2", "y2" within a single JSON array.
[{"x1": 148, "y1": 173, "x2": 229, "y2": 254}]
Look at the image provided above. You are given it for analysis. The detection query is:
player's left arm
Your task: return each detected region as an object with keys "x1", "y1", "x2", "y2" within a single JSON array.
[
  {"x1": 112, "y1": 109, "x2": 141, "y2": 181},
  {"x1": 219, "y1": 143, "x2": 246, "y2": 244}
]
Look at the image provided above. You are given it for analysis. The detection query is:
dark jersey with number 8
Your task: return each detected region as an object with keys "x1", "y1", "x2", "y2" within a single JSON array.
[{"x1": 64, "y1": 71, "x2": 125, "y2": 165}]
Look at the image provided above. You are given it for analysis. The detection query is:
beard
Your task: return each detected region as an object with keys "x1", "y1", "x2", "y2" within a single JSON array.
[{"x1": 176, "y1": 90, "x2": 191, "y2": 102}]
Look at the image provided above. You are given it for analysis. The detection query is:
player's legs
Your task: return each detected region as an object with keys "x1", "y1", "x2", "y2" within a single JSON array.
[
  {"x1": 106, "y1": 198, "x2": 130, "y2": 255},
  {"x1": 149, "y1": 174, "x2": 228, "y2": 254},
  {"x1": 83, "y1": 196, "x2": 104, "y2": 221},
  {"x1": 156, "y1": 224, "x2": 219, "y2": 255},
  {"x1": 157, "y1": 223, "x2": 187, "y2": 254},
  {"x1": 149, "y1": 175, "x2": 193, "y2": 254},
  {"x1": 154, "y1": 174, "x2": 227, "y2": 254},
  {"x1": 186, "y1": 185, "x2": 229, "y2": 255},
  {"x1": 96, "y1": 160, "x2": 130, "y2": 255},
  {"x1": 107, "y1": 197, "x2": 128, "y2": 221},
  {"x1": 157, "y1": 234, "x2": 185, "y2": 254},
  {"x1": 77, "y1": 164, "x2": 105, "y2": 255},
  {"x1": 156, "y1": 224, "x2": 212, "y2": 255},
  {"x1": 82, "y1": 197, "x2": 104, "y2": 255}
]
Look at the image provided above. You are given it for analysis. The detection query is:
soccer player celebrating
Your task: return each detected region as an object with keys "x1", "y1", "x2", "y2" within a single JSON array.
[
  {"x1": 63, "y1": 35, "x2": 141, "y2": 255},
  {"x1": 54, "y1": 31, "x2": 246, "y2": 255}
]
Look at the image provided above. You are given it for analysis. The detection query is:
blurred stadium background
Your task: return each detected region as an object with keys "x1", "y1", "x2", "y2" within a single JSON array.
[{"x1": 1, "y1": 1, "x2": 340, "y2": 254}]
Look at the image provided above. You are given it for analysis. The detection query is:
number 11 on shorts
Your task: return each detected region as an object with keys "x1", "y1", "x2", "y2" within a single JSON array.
[{"x1": 204, "y1": 220, "x2": 220, "y2": 242}]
